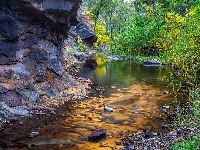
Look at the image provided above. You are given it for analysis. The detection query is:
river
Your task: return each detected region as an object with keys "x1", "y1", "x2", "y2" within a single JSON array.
[{"x1": 0, "y1": 60, "x2": 187, "y2": 150}]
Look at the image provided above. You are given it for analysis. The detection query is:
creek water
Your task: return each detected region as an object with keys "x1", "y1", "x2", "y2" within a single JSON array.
[{"x1": 0, "y1": 60, "x2": 187, "y2": 150}]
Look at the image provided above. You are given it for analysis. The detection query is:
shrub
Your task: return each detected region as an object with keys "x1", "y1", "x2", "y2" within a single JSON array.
[{"x1": 153, "y1": 5, "x2": 200, "y2": 82}]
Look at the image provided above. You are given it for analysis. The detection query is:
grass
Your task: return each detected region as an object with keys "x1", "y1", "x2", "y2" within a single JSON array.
[{"x1": 170, "y1": 133, "x2": 200, "y2": 150}]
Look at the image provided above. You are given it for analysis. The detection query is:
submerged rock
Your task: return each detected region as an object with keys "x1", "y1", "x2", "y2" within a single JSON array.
[
  {"x1": 103, "y1": 104, "x2": 113, "y2": 112},
  {"x1": 28, "y1": 132, "x2": 39, "y2": 138},
  {"x1": 162, "y1": 105, "x2": 170, "y2": 109},
  {"x1": 143, "y1": 59, "x2": 161, "y2": 66},
  {"x1": 88, "y1": 129, "x2": 107, "y2": 141},
  {"x1": 163, "y1": 90, "x2": 170, "y2": 95}
]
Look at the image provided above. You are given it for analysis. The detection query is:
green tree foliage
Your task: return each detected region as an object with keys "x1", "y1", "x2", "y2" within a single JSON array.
[
  {"x1": 83, "y1": 0, "x2": 200, "y2": 82},
  {"x1": 153, "y1": 4, "x2": 200, "y2": 82},
  {"x1": 82, "y1": 0, "x2": 135, "y2": 38}
]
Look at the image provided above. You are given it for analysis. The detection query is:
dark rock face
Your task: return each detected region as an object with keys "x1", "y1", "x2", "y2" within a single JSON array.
[
  {"x1": 76, "y1": 22, "x2": 98, "y2": 43},
  {"x1": 1, "y1": 91, "x2": 22, "y2": 107},
  {"x1": 0, "y1": 0, "x2": 81, "y2": 100},
  {"x1": 84, "y1": 58, "x2": 98, "y2": 69}
]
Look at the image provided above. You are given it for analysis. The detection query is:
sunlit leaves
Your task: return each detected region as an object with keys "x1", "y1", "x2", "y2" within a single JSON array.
[{"x1": 152, "y1": 4, "x2": 200, "y2": 82}]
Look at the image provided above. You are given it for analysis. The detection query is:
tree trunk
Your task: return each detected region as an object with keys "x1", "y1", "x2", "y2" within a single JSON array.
[{"x1": 152, "y1": 0, "x2": 157, "y2": 16}]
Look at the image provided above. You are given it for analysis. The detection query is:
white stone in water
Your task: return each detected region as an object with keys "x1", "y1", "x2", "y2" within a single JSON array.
[
  {"x1": 29, "y1": 131, "x2": 39, "y2": 138},
  {"x1": 131, "y1": 109, "x2": 141, "y2": 114},
  {"x1": 162, "y1": 105, "x2": 170, "y2": 109},
  {"x1": 103, "y1": 104, "x2": 113, "y2": 112}
]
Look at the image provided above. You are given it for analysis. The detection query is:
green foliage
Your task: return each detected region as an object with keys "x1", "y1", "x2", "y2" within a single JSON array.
[
  {"x1": 154, "y1": 4, "x2": 200, "y2": 83},
  {"x1": 93, "y1": 22, "x2": 111, "y2": 50},
  {"x1": 65, "y1": 37, "x2": 88, "y2": 55},
  {"x1": 170, "y1": 134, "x2": 200, "y2": 150},
  {"x1": 77, "y1": 36, "x2": 88, "y2": 52},
  {"x1": 83, "y1": 0, "x2": 200, "y2": 83},
  {"x1": 82, "y1": 0, "x2": 135, "y2": 38},
  {"x1": 111, "y1": 17, "x2": 155, "y2": 56},
  {"x1": 160, "y1": 0, "x2": 200, "y2": 14}
]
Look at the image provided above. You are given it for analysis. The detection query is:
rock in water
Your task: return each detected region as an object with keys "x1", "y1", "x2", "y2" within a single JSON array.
[
  {"x1": 103, "y1": 104, "x2": 113, "y2": 112},
  {"x1": 143, "y1": 59, "x2": 161, "y2": 66},
  {"x1": 84, "y1": 58, "x2": 98, "y2": 69},
  {"x1": 88, "y1": 129, "x2": 107, "y2": 141},
  {"x1": 28, "y1": 132, "x2": 39, "y2": 138}
]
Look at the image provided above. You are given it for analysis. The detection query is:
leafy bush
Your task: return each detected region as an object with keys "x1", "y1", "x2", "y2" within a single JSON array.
[
  {"x1": 153, "y1": 5, "x2": 200, "y2": 82},
  {"x1": 93, "y1": 22, "x2": 111, "y2": 50}
]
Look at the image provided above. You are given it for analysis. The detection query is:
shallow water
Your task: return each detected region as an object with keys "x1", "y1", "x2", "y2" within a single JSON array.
[{"x1": 0, "y1": 61, "x2": 187, "y2": 150}]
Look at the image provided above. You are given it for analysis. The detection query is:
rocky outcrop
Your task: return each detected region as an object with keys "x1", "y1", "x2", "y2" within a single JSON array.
[
  {"x1": 76, "y1": 22, "x2": 97, "y2": 43},
  {"x1": 0, "y1": 0, "x2": 94, "y2": 117}
]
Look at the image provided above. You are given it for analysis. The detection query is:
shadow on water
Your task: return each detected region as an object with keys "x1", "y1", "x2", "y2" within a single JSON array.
[{"x1": 0, "y1": 60, "x2": 188, "y2": 150}]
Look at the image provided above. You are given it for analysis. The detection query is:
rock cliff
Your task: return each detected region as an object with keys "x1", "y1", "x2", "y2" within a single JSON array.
[{"x1": 0, "y1": 0, "x2": 95, "y2": 117}]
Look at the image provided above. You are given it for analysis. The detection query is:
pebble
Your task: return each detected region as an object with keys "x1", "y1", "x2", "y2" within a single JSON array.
[
  {"x1": 116, "y1": 142, "x2": 122, "y2": 145},
  {"x1": 144, "y1": 132, "x2": 154, "y2": 138},
  {"x1": 0, "y1": 127, "x2": 4, "y2": 131},
  {"x1": 122, "y1": 146, "x2": 133, "y2": 150},
  {"x1": 163, "y1": 90, "x2": 169, "y2": 94},
  {"x1": 19, "y1": 121, "x2": 23, "y2": 125},
  {"x1": 162, "y1": 105, "x2": 170, "y2": 109},
  {"x1": 28, "y1": 132, "x2": 39, "y2": 138},
  {"x1": 103, "y1": 104, "x2": 113, "y2": 112}
]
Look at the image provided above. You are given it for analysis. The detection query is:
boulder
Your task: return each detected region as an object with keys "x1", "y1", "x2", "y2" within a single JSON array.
[
  {"x1": 88, "y1": 129, "x2": 107, "y2": 141},
  {"x1": 76, "y1": 22, "x2": 98, "y2": 43},
  {"x1": 84, "y1": 58, "x2": 98, "y2": 69},
  {"x1": 143, "y1": 59, "x2": 161, "y2": 66}
]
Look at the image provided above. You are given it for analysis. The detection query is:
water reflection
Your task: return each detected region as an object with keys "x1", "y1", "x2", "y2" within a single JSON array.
[
  {"x1": 22, "y1": 61, "x2": 185, "y2": 150},
  {"x1": 80, "y1": 61, "x2": 173, "y2": 97}
]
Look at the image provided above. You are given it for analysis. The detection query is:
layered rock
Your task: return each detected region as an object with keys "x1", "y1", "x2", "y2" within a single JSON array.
[{"x1": 0, "y1": 0, "x2": 94, "y2": 117}]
